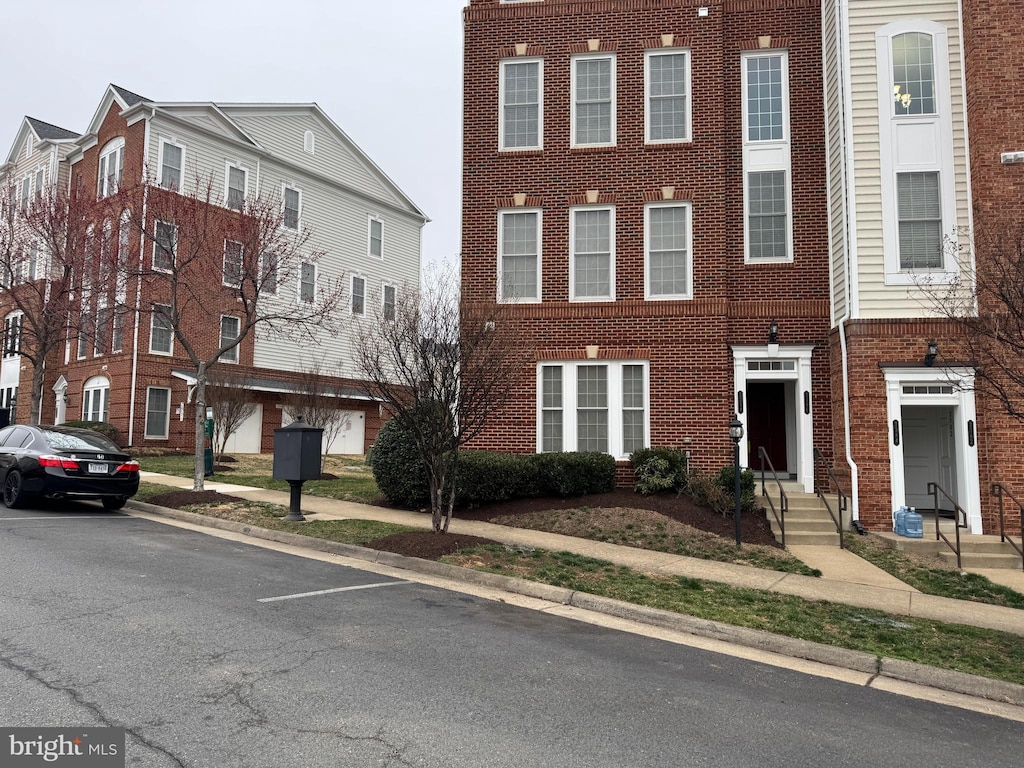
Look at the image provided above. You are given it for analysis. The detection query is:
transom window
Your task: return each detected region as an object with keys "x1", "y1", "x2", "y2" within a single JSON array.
[
  {"x1": 892, "y1": 32, "x2": 935, "y2": 116},
  {"x1": 498, "y1": 209, "x2": 541, "y2": 302},
  {"x1": 538, "y1": 361, "x2": 648, "y2": 458},
  {"x1": 159, "y1": 140, "x2": 184, "y2": 190},
  {"x1": 572, "y1": 54, "x2": 615, "y2": 146},
  {"x1": 646, "y1": 50, "x2": 690, "y2": 143},
  {"x1": 500, "y1": 59, "x2": 542, "y2": 150},
  {"x1": 97, "y1": 138, "x2": 124, "y2": 198},
  {"x1": 220, "y1": 316, "x2": 240, "y2": 363},
  {"x1": 903, "y1": 384, "x2": 954, "y2": 395},
  {"x1": 748, "y1": 360, "x2": 796, "y2": 372},
  {"x1": 226, "y1": 164, "x2": 247, "y2": 210},
  {"x1": 570, "y1": 207, "x2": 614, "y2": 300},
  {"x1": 645, "y1": 203, "x2": 691, "y2": 299}
]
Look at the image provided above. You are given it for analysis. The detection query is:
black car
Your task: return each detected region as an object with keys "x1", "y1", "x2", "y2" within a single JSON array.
[{"x1": 0, "y1": 424, "x2": 140, "y2": 510}]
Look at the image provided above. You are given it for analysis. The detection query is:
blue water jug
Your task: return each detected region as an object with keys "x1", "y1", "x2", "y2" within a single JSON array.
[
  {"x1": 904, "y1": 507, "x2": 924, "y2": 538},
  {"x1": 894, "y1": 506, "x2": 907, "y2": 535}
]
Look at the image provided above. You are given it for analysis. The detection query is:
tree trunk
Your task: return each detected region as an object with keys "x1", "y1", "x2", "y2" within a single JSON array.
[
  {"x1": 193, "y1": 363, "x2": 207, "y2": 492},
  {"x1": 30, "y1": 365, "x2": 45, "y2": 426}
]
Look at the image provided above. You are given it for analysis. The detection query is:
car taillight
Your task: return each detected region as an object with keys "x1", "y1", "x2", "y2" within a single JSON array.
[
  {"x1": 39, "y1": 455, "x2": 80, "y2": 470},
  {"x1": 116, "y1": 460, "x2": 140, "y2": 473}
]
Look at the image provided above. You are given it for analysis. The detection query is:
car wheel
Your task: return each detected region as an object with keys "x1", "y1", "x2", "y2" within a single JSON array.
[
  {"x1": 3, "y1": 471, "x2": 25, "y2": 509},
  {"x1": 102, "y1": 497, "x2": 127, "y2": 511}
]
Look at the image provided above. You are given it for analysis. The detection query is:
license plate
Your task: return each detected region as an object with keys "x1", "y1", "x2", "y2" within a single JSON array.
[{"x1": 88, "y1": 463, "x2": 108, "y2": 474}]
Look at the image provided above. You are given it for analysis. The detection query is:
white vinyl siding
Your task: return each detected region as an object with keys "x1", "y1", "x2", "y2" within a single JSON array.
[
  {"x1": 570, "y1": 207, "x2": 614, "y2": 301},
  {"x1": 572, "y1": 54, "x2": 615, "y2": 147},
  {"x1": 500, "y1": 58, "x2": 543, "y2": 150},
  {"x1": 145, "y1": 387, "x2": 171, "y2": 439},
  {"x1": 645, "y1": 202, "x2": 692, "y2": 299},
  {"x1": 646, "y1": 50, "x2": 690, "y2": 143},
  {"x1": 498, "y1": 209, "x2": 541, "y2": 303}
]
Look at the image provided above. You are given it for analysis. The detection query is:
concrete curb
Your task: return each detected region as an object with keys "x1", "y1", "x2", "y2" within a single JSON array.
[{"x1": 126, "y1": 500, "x2": 1024, "y2": 707}]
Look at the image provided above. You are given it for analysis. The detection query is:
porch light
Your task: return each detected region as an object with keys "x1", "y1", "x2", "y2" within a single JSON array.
[
  {"x1": 768, "y1": 319, "x2": 779, "y2": 343},
  {"x1": 924, "y1": 340, "x2": 939, "y2": 367}
]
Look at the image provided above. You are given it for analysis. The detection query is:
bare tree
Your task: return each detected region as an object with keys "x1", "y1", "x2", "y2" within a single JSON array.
[
  {"x1": 353, "y1": 264, "x2": 526, "y2": 533},
  {"x1": 282, "y1": 360, "x2": 355, "y2": 473},
  {"x1": 206, "y1": 369, "x2": 258, "y2": 461},
  {"x1": 924, "y1": 216, "x2": 1024, "y2": 419},
  {"x1": 0, "y1": 175, "x2": 100, "y2": 424},
  {"x1": 109, "y1": 175, "x2": 346, "y2": 490}
]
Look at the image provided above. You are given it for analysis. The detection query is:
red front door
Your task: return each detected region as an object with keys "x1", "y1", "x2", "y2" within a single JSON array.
[{"x1": 746, "y1": 382, "x2": 787, "y2": 472}]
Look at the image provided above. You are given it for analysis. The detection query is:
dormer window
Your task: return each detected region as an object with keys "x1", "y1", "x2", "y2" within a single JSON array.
[{"x1": 97, "y1": 138, "x2": 124, "y2": 198}]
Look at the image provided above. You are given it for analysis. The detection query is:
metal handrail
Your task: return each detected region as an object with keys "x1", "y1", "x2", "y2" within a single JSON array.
[
  {"x1": 758, "y1": 447, "x2": 787, "y2": 548},
  {"x1": 990, "y1": 483, "x2": 1024, "y2": 572},
  {"x1": 812, "y1": 446, "x2": 847, "y2": 549},
  {"x1": 928, "y1": 481, "x2": 968, "y2": 570}
]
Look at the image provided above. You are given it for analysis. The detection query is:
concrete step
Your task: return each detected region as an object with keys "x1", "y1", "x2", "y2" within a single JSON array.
[
  {"x1": 772, "y1": 519, "x2": 840, "y2": 533},
  {"x1": 782, "y1": 531, "x2": 842, "y2": 546},
  {"x1": 877, "y1": 532, "x2": 1024, "y2": 570},
  {"x1": 937, "y1": 551, "x2": 1024, "y2": 569}
]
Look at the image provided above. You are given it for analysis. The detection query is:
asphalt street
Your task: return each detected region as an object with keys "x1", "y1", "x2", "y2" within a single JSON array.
[{"x1": 1, "y1": 502, "x2": 1021, "y2": 767}]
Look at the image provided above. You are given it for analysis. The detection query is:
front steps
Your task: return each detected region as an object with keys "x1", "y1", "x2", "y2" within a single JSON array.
[
  {"x1": 761, "y1": 481, "x2": 841, "y2": 547},
  {"x1": 877, "y1": 529, "x2": 1024, "y2": 570}
]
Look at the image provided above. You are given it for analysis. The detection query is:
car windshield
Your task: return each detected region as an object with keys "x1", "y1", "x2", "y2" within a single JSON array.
[{"x1": 40, "y1": 429, "x2": 120, "y2": 453}]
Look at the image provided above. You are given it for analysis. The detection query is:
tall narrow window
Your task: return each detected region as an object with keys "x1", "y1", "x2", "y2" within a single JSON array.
[
  {"x1": 541, "y1": 365, "x2": 563, "y2": 452},
  {"x1": 34, "y1": 168, "x2": 44, "y2": 200},
  {"x1": 3, "y1": 314, "x2": 21, "y2": 357},
  {"x1": 498, "y1": 210, "x2": 540, "y2": 302},
  {"x1": 622, "y1": 365, "x2": 645, "y2": 455},
  {"x1": 382, "y1": 283, "x2": 396, "y2": 321},
  {"x1": 747, "y1": 171, "x2": 788, "y2": 261},
  {"x1": 576, "y1": 365, "x2": 608, "y2": 453},
  {"x1": 159, "y1": 140, "x2": 184, "y2": 190},
  {"x1": 117, "y1": 210, "x2": 130, "y2": 301},
  {"x1": 77, "y1": 304, "x2": 92, "y2": 360},
  {"x1": 299, "y1": 262, "x2": 316, "y2": 303},
  {"x1": 223, "y1": 240, "x2": 243, "y2": 287},
  {"x1": 571, "y1": 207, "x2": 613, "y2": 300},
  {"x1": 892, "y1": 32, "x2": 935, "y2": 116},
  {"x1": 369, "y1": 218, "x2": 383, "y2": 259},
  {"x1": 262, "y1": 251, "x2": 279, "y2": 294},
  {"x1": 572, "y1": 54, "x2": 615, "y2": 146},
  {"x1": 111, "y1": 310, "x2": 125, "y2": 353},
  {"x1": 149, "y1": 304, "x2": 173, "y2": 354},
  {"x1": 20, "y1": 177, "x2": 30, "y2": 210},
  {"x1": 97, "y1": 138, "x2": 124, "y2": 198},
  {"x1": 646, "y1": 50, "x2": 690, "y2": 143},
  {"x1": 897, "y1": 172, "x2": 942, "y2": 270},
  {"x1": 500, "y1": 59, "x2": 542, "y2": 150},
  {"x1": 94, "y1": 306, "x2": 110, "y2": 356},
  {"x1": 153, "y1": 221, "x2": 176, "y2": 271},
  {"x1": 226, "y1": 165, "x2": 247, "y2": 210},
  {"x1": 351, "y1": 275, "x2": 365, "y2": 315},
  {"x1": 145, "y1": 387, "x2": 171, "y2": 439},
  {"x1": 220, "y1": 316, "x2": 240, "y2": 363},
  {"x1": 283, "y1": 187, "x2": 301, "y2": 229},
  {"x1": 645, "y1": 203, "x2": 691, "y2": 299}
]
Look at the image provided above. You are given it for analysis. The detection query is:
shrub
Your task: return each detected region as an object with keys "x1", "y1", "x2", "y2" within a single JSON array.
[
  {"x1": 530, "y1": 452, "x2": 616, "y2": 497},
  {"x1": 686, "y1": 470, "x2": 733, "y2": 516},
  {"x1": 370, "y1": 414, "x2": 430, "y2": 508},
  {"x1": 62, "y1": 420, "x2": 123, "y2": 447},
  {"x1": 455, "y1": 451, "x2": 541, "y2": 506},
  {"x1": 630, "y1": 447, "x2": 689, "y2": 495},
  {"x1": 716, "y1": 466, "x2": 758, "y2": 512}
]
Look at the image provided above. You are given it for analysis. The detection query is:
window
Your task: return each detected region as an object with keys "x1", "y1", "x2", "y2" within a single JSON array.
[
  {"x1": 368, "y1": 217, "x2": 383, "y2": 259},
  {"x1": 742, "y1": 52, "x2": 791, "y2": 263},
  {"x1": 382, "y1": 283, "x2": 396, "y2": 321},
  {"x1": 223, "y1": 239, "x2": 243, "y2": 287},
  {"x1": 570, "y1": 207, "x2": 614, "y2": 300},
  {"x1": 261, "y1": 251, "x2": 279, "y2": 294},
  {"x1": 283, "y1": 186, "x2": 301, "y2": 229},
  {"x1": 299, "y1": 262, "x2": 316, "y2": 302},
  {"x1": 500, "y1": 58, "x2": 543, "y2": 150},
  {"x1": 538, "y1": 361, "x2": 647, "y2": 458},
  {"x1": 645, "y1": 203, "x2": 691, "y2": 299},
  {"x1": 351, "y1": 275, "x2": 365, "y2": 315},
  {"x1": 97, "y1": 138, "x2": 124, "y2": 198},
  {"x1": 646, "y1": 50, "x2": 690, "y2": 143},
  {"x1": 153, "y1": 221, "x2": 176, "y2": 271},
  {"x1": 117, "y1": 210, "x2": 130, "y2": 301},
  {"x1": 3, "y1": 314, "x2": 21, "y2": 357},
  {"x1": 149, "y1": 304, "x2": 173, "y2": 354},
  {"x1": 220, "y1": 315, "x2": 240, "y2": 363},
  {"x1": 27, "y1": 243, "x2": 38, "y2": 282},
  {"x1": 111, "y1": 310, "x2": 125, "y2": 353},
  {"x1": 303, "y1": 130, "x2": 315, "y2": 154},
  {"x1": 572, "y1": 54, "x2": 615, "y2": 146},
  {"x1": 226, "y1": 164, "x2": 247, "y2": 210},
  {"x1": 897, "y1": 172, "x2": 943, "y2": 270},
  {"x1": 159, "y1": 139, "x2": 184, "y2": 190},
  {"x1": 82, "y1": 376, "x2": 109, "y2": 422},
  {"x1": 498, "y1": 210, "x2": 541, "y2": 302},
  {"x1": 34, "y1": 168, "x2": 44, "y2": 201},
  {"x1": 892, "y1": 32, "x2": 935, "y2": 116},
  {"x1": 1, "y1": 388, "x2": 18, "y2": 425},
  {"x1": 94, "y1": 306, "x2": 110, "y2": 356},
  {"x1": 20, "y1": 176, "x2": 30, "y2": 210},
  {"x1": 145, "y1": 387, "x2": 171, "y2": 439}
]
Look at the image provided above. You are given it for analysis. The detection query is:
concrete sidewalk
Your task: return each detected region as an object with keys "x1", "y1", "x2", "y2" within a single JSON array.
[{"x1": 138, "y1": 471, "x2": 1024, "y2": 637}]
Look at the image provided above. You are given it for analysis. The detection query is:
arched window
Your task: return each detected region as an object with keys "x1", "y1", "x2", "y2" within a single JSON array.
[
  {"x1": 303, "y1": 130, "x2": 315, "y2": 154},
  {"x1": 82, "y1": 375, "x2": 110, "y2": 422},
  {"x1": 891, "y1": 32, "x2": 935, "y2": 116},
  {"x1": 97, "y1": 137, "x2": 125, "y2": 198}
]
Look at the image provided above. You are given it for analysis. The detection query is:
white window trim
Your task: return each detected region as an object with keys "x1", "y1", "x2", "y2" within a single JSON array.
[
  {"x1": 570, "y1": 53, "x2": 617, "y2": 148},
  {"x1": 220, "y1": 315, "x2": 240, "y2": 364},
  {"x1": 298, "y1": 261, "x2": 317, "y2": 303},
  {"x1": 144, "y1": 386, "x2": 171, "y2": 440},
  {"x1": 368, "y1": 216, "x2": 384, "y2": 260},
  {"x1": 224, "y1": 162, "x2": 249, "y2": 210},
  {"x1": 97, "y1": 137, "x2": 124, "y2": 198},
  {"x1": 535, "y1": 360, "x2": 649, "y2": 460},
  {"x1": 569, "y1": 205, "x2": 615, "y2": 302},
  {"x1": 499, "y1": 57, "x2": 544, "y2": 151},
  {"x1": 149, "y1": 305, "x2": 173, "y2": 356},
  {"x1": 282, "y1": 184, "x2": 302, "y2": 230},
  {"x1": 82, "y1": 376, "x2": 110, "y2": 423},
  {"x1": 741, "y1": 51, "x2": 793, "y2": 264},
  {"x1": 644, "y1": 49, "x2": 692, "y2": 144},
  {"x1": 157, "y1": 138, "x2": 185, "y2": 191},
  {"x1": 303, "y1": 130, "x2": 315, "y2": 154},
  {"x1": 644, "y1": 201, "x2": 693, "y2": 300},
  {"x1": 351, "y1": 274, "x2": 366, "y2": 316},
  {"x1": 876, "y1": 20, "x2": 957, "y2": 285},
  {"x1": 497, "y1": 208, "x2": 542, "y2": 304}
]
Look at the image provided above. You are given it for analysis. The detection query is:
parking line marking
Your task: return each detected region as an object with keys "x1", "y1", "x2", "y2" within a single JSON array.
[
  {"x1": 257, "y1": 580, "x2": 412, "y2": 603},
  {"x1": 1, "y1": 516, "x2": 129, "y2": 521}
]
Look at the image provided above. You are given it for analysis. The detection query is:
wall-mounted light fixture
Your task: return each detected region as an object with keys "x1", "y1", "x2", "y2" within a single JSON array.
[
  {"x1": 924, "y1": 340, "x2": 939, "y2": 367},
  {"x1": 768, "y1": 319, "x2": 779, "y2": 344}
]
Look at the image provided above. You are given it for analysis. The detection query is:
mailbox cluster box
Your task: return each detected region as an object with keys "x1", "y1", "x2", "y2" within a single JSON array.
[{"x1": 272, "y1": 420, "x2": 324, "y2": 482}]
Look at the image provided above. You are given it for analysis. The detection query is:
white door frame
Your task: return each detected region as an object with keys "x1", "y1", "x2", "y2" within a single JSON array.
[
  {"x1": 731, "y1": 345, "x2": 815, "y2": 493},
  {"x1": 883, "y1": 367, "x2": 981, "y2": 533}
]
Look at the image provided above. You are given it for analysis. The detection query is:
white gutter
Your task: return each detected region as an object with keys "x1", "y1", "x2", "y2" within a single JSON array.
[{"x1": 127, "y1": 110, "x2": 154, "y2": 446}]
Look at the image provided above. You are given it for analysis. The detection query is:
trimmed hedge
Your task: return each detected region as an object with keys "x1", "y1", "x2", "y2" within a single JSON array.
[
  {"x1": 62, "y1": 420, "x2": 123, "y2": 448},
  {"x1": 369, "y1": 414, "x2": 431, "y2": 509}
]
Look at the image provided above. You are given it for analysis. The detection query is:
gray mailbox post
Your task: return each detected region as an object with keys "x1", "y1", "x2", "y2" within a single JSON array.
[{"x1": 272, "y1": 415, "x2": 323, "y2": 521}]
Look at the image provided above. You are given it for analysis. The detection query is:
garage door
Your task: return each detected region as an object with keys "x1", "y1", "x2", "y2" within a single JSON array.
[
  {"x1": 281, "y1": 409, "x2": 366, "y2": 455},
  {"x1": 224, "y1": 404, "x2": 263, "y2": 454}
]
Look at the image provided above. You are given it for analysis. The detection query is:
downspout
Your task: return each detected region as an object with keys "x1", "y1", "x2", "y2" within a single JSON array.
[
  {"x1": 836, "y1": 0, "x2": 861, "y2": 522},
  {"x1": 956, "y1": 0, "x2": 975, "y2": 298},
  {"x1": 127, "y1": 110, "x2": 153, "y2": 446}
]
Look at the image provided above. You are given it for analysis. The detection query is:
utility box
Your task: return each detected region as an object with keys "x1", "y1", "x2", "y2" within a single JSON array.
[{"x1": 273, "y1": 416, "x2": 323, "y2": 482}]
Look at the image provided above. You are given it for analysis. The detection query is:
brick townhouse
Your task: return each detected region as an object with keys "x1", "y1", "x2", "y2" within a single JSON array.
[
  {"x1": 461, "y1": 0, "x2": 1023, "y2": 536},
  {"x1": 0, "y1": 84, "x2": 426, "y2": 454}
]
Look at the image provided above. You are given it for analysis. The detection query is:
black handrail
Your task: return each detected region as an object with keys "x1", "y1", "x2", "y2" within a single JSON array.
[
  {"x1": 928, "y1": 481, "x2": 968, "y2": 569},
  {"x1": 757, "y1": 447, "x2": 786, "y2": 548},
  {"x1": 812, "y1": 447, "x2": 847, "y2": 549},
  {"x1": 990, "y1": 483, "x2": 1024, "y2": 572}
]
